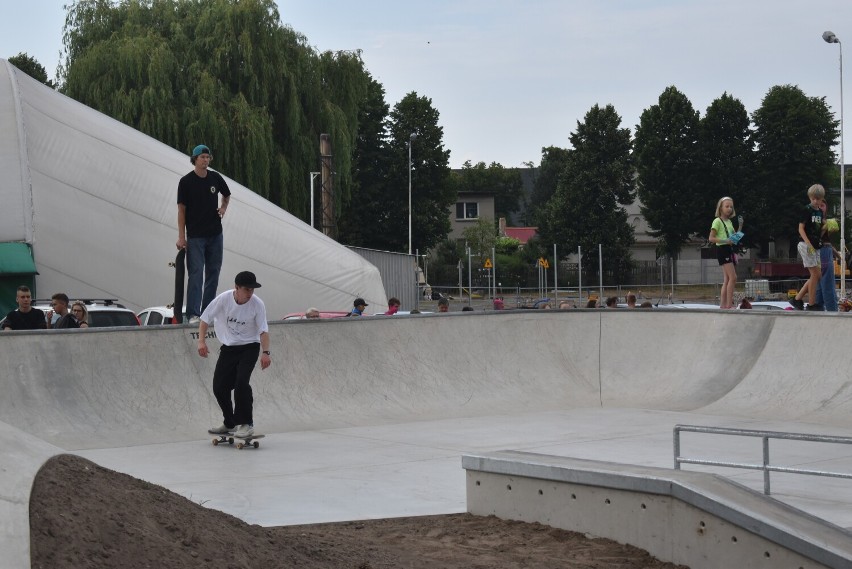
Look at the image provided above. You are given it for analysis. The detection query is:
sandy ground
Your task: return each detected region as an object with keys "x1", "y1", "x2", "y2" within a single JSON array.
[{"x1": 29, "y1": 455, "x2": 688, "y2": 569}]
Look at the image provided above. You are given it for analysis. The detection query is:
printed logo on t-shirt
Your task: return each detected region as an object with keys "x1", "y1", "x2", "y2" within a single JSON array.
[
  {"x1": 209, "y1": 186, "x2": 217, "y2": 194},
  {"x1": 227, "y1": 316, "x2": 248, "y2": 337}
]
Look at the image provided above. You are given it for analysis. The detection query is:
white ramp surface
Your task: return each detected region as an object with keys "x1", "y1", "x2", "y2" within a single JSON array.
[{"x1": 4, "y1": 309, "x2": 852, "y2": 569}]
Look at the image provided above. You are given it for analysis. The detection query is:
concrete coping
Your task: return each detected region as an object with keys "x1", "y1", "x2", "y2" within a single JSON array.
[{"x1": 462, "y1": 450, "x2": 852, "y2": 569}]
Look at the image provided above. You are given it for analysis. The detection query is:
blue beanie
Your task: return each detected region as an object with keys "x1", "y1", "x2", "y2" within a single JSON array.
[{"x1": 192, "y1": 144, "x2": 211, "y2": 157}]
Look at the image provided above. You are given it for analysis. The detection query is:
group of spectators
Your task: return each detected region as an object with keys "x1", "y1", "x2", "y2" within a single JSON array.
[{"x1": 1, "y1": 286, "x2": 89, "y2": 331}]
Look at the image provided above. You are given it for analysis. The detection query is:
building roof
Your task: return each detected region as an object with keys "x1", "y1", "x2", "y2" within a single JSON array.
[{"x1": 504, "y1": 227, "x2": 538, "y2": 244}]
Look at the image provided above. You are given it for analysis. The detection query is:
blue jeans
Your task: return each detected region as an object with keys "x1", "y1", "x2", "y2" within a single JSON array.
[
  {"x1": 186, "y1": 233, "x2": 223, "y2": 317},
  {"x1": 814, "y1": 245, "x2": 838, "y2": 311}
]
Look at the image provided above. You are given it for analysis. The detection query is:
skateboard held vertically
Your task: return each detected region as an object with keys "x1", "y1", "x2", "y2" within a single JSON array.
[{"x1": 171, "y1": 248, "x2": 186, "y2": 324}]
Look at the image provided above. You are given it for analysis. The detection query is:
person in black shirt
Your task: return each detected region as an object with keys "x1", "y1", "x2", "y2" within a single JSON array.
[
  {"x1": 176, "y1": 144, "x2": 231, "y2": 322},
  {"x1": 2, "y1": 285, "x2": 47, "y2": 331},
  {"x1": 789, "y1": 184, "x2": 825, "y2": 310}
]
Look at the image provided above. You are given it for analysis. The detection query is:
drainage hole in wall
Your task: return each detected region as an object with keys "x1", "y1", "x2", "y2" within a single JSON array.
[
  {"x1": 538, "y1": 489, "x2": 543, "y2": 495},
  {"x1": 571, "y1": 494, "x2": 577, "y2": 500},
  {"x1": 640, "y1": 503, "x2": 646, "y2": 509},
  {"x1": 764, "y1": 552, "x2": 771, "y2": 558},
  {"x1": 731, "y1": 536, "x2": 738, "y2": 543},
  {"x1": 699, "y1": 521, "x2": 705, "y2": 528},
  {"x1": 604, "y1": 498, "x2": 611, "y2": 504},
  {"x1": 475, "y1": 480, "x2": 480, "y2": 486},
  {"x1": 506, "y1": 484, "x2": 512, "y2": 491}
]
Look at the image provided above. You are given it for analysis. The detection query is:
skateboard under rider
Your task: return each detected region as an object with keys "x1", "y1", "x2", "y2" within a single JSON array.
[{"x1": 208, "y1": 429, "x2": 266, "y2": 449}]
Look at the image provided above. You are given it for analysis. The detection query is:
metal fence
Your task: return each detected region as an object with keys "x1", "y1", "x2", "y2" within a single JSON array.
[
  {"x1": 348, "y1": 247, "x2": 418, "y2": 310},
  {"x1": 673, "y1": 424, "x2": 852, "y2": 495}
]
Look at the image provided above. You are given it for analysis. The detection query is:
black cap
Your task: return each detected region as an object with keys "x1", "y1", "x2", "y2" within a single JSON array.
[
  {"x1": 354, "y1": 298, "x2": 368, "y2": 307},
  {"x1": 235, "y1": 271, "x2": 261, "y2": 288}
]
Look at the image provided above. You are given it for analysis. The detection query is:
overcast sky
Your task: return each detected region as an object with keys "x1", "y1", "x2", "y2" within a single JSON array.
[{"x1": 3, "y1": 1, "x2": 852, "y2": 168}]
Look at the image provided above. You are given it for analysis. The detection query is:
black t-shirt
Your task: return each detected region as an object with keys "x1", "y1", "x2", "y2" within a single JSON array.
[
  {"x1": 2, "y1": 308, "x2": 47, "y2": 330},
  {"x1": 177, "y1": 169, "x2": 231, "y2": 238},
  {"x1": 53, "y1": 313, "x2": 81, "y2": 329},
  {"x1": 798, "y1": 204, "x2": 823, "y2": 249}
]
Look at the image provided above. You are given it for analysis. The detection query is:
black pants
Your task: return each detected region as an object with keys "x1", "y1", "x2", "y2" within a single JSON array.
[{"x1": 212, "y1": 343, "x2": 260, "y2": 427}]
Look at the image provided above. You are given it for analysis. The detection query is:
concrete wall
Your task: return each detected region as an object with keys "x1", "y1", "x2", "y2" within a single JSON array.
[{"x1": 464, "y1": 452, "x2": 852, "y2": 569}]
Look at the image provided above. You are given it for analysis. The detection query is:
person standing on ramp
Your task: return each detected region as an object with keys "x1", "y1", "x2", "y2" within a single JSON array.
[
  {"x1": 177, "y1": 144, "x2": 231, "y2": 323},
  {"x1": 198, "y1": 271, "x2": 271, "y2": 438}
]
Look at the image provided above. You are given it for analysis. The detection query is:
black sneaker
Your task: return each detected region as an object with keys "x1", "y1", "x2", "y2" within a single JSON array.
[
  {"x1": 789, "y1": 299, "x2": 804, "y2": 310},
  {"x1": 806, "y1": 303, "x2": 824, "y2": 311}
]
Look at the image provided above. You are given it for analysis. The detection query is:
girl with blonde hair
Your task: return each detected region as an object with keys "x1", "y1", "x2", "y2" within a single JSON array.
[{"x1": 709, "y1": 197, "x2": 738, "y2": 309}]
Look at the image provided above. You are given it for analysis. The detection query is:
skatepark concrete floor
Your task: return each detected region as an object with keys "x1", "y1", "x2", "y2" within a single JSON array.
[{"x1": 12, "y1": 309, "x2": 852, "y2": 568}]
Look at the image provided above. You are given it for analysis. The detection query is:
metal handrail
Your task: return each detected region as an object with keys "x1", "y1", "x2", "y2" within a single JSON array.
[{"x1": 673, "y1": 424, "x2": 852, "y2": 495}]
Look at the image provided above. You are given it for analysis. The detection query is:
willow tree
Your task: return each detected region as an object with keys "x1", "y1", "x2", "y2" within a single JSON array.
[{"x1": 59, "y1": 0, "x2": 370, "y2": 217}]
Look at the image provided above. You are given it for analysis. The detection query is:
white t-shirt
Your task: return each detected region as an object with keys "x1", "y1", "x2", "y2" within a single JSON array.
[{"x1": 200, "y1": 289, "x2": 269, "y2": 346}]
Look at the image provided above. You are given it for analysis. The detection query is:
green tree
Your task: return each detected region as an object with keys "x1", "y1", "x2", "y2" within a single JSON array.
[
  {"x1": 8, "y1": 53, "x2": 55, "y2": 87},
  {"x1": 696, "y1": 93, "x2": 754, "y2": 241},
  {"x1": 634, "y1": 86, "x2": 701, "y2": 260},
  {"x1": 452, "y1": 161, "x2": 524, "y2": 223},
  {"x1": 750, "y1": 85, "x2": 838, "y2": 250},
  {"x1": 59, "y1": 0, "x2": 369, "y2": 217},
  {"x1": 382, "y1": 92, "x2": 454, "y2": 253},
  {"x1": 338, "y1": 74, "x2": 390, "y2": 247},
  {"x1": 528, "y1": 146, "x2": 570, "y2": 225},
  {"x1": 461, "y1": 217, "x2": 497, "y2": 258},
  {"x1": 539, "y1": 104, "x2": 635, "y2": 278}
]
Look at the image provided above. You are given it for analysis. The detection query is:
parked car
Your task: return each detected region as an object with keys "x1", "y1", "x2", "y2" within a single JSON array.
[
  {"x1": 744, "y1": 301, "x2": 794, "y2": 311},
  {"x1": 33, "y1": 298, "x2": 140, "y2": 327},
  {"x1": 655, "y1": 303, "x2": 720, "y2": 310},
  {"x1": 281, "y1": 311, "x2": 350, "y2": 320},
  {"x1": 137, "y1": 305, "x2": 188, "y2": 325}
]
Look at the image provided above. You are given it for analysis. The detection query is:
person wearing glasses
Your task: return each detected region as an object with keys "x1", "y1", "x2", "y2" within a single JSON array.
[
  {"x1": 71, "y1": 301, "x2": 89, "y2": 328},
  {"x1": 177, "y1": 144, "x2": 231, "y2": 324}
]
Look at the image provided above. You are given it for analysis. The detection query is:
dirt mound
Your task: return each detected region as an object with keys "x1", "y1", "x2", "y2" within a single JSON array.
[{"x1": 30, "y1": 454, "x2": 686, "y2": 568}]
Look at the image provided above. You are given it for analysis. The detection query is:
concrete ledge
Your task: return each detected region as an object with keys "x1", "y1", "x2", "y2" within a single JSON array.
[{"x1": 463, "y1": 451, "x2": 852, "y2": 569}]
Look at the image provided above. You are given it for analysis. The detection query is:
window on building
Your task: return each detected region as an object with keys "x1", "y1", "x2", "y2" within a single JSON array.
[{"x1": 456, "y1": 202, "x2": 479, "y2": 220}]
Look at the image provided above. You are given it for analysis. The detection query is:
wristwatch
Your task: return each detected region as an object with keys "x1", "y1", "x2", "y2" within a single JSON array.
[{"x1": 262, "y1": 350, "x2": 271, "y2": 355}]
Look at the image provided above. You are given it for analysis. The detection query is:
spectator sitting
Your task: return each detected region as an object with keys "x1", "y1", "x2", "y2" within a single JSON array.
[
  {"x1": 305, "y1": 307, "x2": 320, "y2": 319},
  {"x1": 70, "y1": 301, "x2": 89, "y2": 328},
  {"x1": 739, "y1": 298, "x2": 753, "y2": 309},
  {"x1": 558, "y1": 301, "x2": 574, "y2": 309},
  {"x1": 639, "y1": 301, "x2": 653, "y2": 309},
  {"x1": 50, "y1": 293, "x2": 80, "y2": 329},
  {"x1": 350, "y1": 298, "x2": 368, "y2": 316},
  {"x1": 626, "y1": 292, "x2": 637, "y2": 308},
  {"x1": 605, "y1": 296, "x2": 618, "y2": 308},
  {"x1": 585, "y1": 298, "x2": 598, "y2": 309},
  {"x1": 437, "y1": 298, "x2": 450, "y2": 312},
  {"x1": 385, "y1": 297, "x2": 401, "y2": 315},
  {"x1": 493, "y1": 298, "x2": 504, "y2": 310},
  {"x1": 462, "y1": 306, "x2": 474, "y2": 312}
]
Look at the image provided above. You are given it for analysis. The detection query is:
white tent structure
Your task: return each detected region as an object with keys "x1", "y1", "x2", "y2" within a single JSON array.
[{"x1": 0, "y1": 59, "x2": 387, "y2": 317}]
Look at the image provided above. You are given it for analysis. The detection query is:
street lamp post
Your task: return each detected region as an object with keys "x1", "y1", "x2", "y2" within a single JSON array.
[
  {"x1": 824, "y1": 30, "x2": 846, "y2": 299},
  {"x1": 408, "y1": 132, "x2": 417, "y2": 255},
  {"x1": 309, "y1": 171, "x2": 320, "y2": 229}
]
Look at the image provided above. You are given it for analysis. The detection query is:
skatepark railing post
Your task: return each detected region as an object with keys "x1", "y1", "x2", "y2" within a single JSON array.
[{"x1": 674, "y1": 424, "x2": 852, "y2": 495}]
